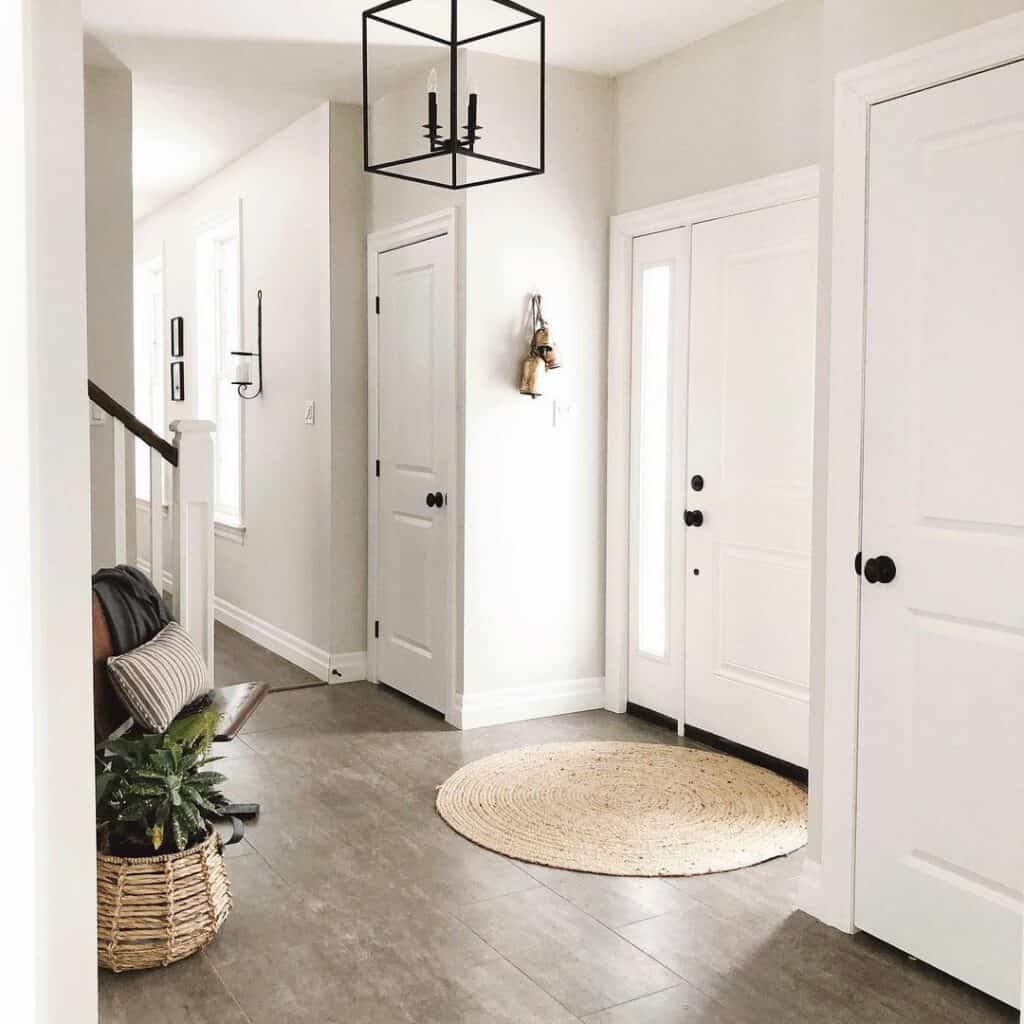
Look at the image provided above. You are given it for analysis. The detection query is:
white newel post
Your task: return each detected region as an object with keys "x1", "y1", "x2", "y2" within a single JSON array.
[{"x1": 170, "y1": 419, "x2": 216, "y2": 681}]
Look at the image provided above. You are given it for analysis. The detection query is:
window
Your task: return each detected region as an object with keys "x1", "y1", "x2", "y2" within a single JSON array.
[
  {"x1": 133, "y1": 259, "x2": 165, "y2": 502},
  {"x1": 196, "y1": 212, "x2": 244, "y2": 528},
  {"x1": 636, "y1": 263, "x2": 671, "y2": 658}
]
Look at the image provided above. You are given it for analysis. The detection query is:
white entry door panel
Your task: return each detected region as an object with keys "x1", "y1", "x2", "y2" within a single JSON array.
[
  {"x1": 684, "y1": 200, "x2": 818, "y2": 767},
  {"x1": 627, "y1": 228, "x2": 690, "y2": 720},
  {"x1": 376, "y1": 234, "x2": 453, "y2": 714},
  {"x1": 856, "y1": 60, "x2": 1024, "y2": 1008}
]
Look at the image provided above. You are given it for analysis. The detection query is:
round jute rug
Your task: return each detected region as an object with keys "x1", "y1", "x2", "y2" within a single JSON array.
[{"x1": 435, "y1": 741, "x2": 807, "y2": 877}]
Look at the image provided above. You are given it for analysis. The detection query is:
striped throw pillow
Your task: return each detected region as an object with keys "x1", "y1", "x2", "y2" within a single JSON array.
[{"x1": 106, "y1": 622, "x2": 211, "y2": 733}]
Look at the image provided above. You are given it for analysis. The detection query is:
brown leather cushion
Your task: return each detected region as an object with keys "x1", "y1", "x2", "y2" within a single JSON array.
[{"x1": 93, "y1": 593, "x2": 131, "y2": 740}]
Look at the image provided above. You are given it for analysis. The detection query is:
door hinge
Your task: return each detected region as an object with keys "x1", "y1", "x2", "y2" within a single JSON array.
[
  {"x1": 375, "y1": 459, "x2": 380, "y2": 478},
  {"x1": 375, "y1": 296, "x2": 380, "y2": 315},
  {"x1": 374, "y1": 620, "x2": 380, "y2": 639}
]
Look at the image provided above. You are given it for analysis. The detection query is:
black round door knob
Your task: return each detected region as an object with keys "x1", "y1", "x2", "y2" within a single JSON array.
[
  {"x1": 426, "y1": 493, "x2": 437, "y2": 508},
  {"x1": 863, "y1": 555, "x2": 896, "y2": 584},
  {"x1": 426, "y1": 491, "x2": 444, "y2": 509},
  {"x1": 684, "y1": 509, "x2": 704, "y2": 528}
]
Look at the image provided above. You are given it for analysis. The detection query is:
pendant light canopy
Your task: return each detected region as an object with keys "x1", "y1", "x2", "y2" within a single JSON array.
[{"x1": 362, "y1": 0, "x2": 545, "y2": 190}]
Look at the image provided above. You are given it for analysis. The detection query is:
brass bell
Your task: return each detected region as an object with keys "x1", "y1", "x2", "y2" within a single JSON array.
[{"x1": 519, "y1": 350, "x2": 545, "y2": 398}]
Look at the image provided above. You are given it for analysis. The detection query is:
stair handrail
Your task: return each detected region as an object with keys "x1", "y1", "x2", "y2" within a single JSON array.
[{"x1": 88, "y1": 379, "x2": 178, "y2": 466}]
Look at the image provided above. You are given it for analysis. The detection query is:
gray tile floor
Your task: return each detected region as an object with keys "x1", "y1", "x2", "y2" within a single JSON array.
[
  {"x1": 214, "y1": 622, "x2": 323, "y2": 691},
  {"x1": 99, "y1": 674, "x2": 1016, "y2": 1023}
]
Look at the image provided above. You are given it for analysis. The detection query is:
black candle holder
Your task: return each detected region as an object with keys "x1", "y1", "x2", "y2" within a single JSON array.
[{"x1": 231, "y1": 289, "x2": 264, "y2": 399}]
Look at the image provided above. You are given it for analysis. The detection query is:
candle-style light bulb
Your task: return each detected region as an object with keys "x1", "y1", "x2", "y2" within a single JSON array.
[{"x1": 426, "y1": 66, "x2": 441, "y2": 152}]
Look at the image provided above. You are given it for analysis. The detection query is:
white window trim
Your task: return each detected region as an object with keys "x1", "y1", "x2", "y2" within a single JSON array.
[
  {"x1": 194, "y1": 199, "x2": 246, "y2": 532},
  {"x1": 214, "y1": 520, "x2": 247, "y2": 545}
]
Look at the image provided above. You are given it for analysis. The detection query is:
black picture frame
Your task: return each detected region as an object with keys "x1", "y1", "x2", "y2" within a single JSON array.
[
  {"x1": 170, "y1": 316, "x2": 184, "y2": 357},
  {"x1": 170, "y1": 360, "x2": 185, "y2": 402}
]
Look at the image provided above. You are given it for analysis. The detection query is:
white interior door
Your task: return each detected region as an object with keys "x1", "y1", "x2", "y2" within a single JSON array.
[
  {"x1": 683, "y1": 199, "x2": 818, "y2": 767},
  {"x1": 375, "y1": 233, "x2": 454, "y2": 714},
  {"x1": 627, "y1": 228, "x2": 690, "y2": 721},
  {"x1": 855, "y1": 59, "x2": 1024, "y2": 1008}
]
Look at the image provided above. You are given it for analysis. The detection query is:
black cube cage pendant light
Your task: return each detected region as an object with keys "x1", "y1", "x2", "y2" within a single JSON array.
[{"x1": 362, "y1": 0, "x2": 545, "y2": 190}]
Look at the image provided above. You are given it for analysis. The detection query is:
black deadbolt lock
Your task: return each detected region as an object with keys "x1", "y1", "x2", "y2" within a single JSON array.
[{"x1": 691, "y1": 474, "x2": 704, "y2": 492}]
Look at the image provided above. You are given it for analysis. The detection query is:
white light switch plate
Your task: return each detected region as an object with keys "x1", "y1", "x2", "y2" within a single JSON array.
[{"x1": 304, "y1": 400, "x2": 316, "y2": 425}]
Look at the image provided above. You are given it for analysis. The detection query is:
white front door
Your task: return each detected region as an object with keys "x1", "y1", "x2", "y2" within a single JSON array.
[
  {"x1": 627, "y1": 227, "x2": 690, "y2": 721},
  {"x1": 375, "y1": 233, "x2": 454, "y2": 714},
  {"x1": 683, "y1": 199, "x2": 818, "y2": 767},
  {"x1": 855, "y1": 60, "x2": 1024, "y2": 1007}
]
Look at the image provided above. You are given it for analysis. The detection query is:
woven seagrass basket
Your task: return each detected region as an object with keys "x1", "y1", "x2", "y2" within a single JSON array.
[{"x1": 97, "y1": 827, "x2": 231, "y2": 971}]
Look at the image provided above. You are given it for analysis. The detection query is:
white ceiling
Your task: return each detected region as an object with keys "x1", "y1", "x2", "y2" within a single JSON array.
[{"x1": 83, "y1": 0, "x2": 788, "y2": 220}]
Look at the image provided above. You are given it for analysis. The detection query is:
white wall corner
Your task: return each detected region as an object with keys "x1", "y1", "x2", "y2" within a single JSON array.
[
  {"x1": 451, "y1": 677, "x2": 606, "y2": 731},
  {"x1": 796, "y1": 858, "x2": 826, "y2": 923},
  {"x1": 328, "y1": 650, "x2": 369, "y2": 684},
  {"x1": 213, "y1": 596, "x2": 331, "y2": 682}
]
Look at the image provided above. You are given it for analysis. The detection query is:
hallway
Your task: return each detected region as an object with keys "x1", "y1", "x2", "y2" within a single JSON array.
[{"x1": 98, "y1": 679, "x2": 1014, "y2": 1024}]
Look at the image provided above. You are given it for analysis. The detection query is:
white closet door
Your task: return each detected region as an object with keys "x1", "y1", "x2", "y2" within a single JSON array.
[
  {"x1": 684, "y1": 199, "x2": 818, "y2": 767},
  {"x1": 856, "y1": 59, "x2": 1024, "y2": 1007},
  {"x1": 376, "y1": 233, "x2": 454, "y2": 714},
  {"x1": 627, "y1": 228, "x2": 690, "y2": 720}
]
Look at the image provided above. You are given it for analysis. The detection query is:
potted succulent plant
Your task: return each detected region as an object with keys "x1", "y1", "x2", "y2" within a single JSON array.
[{"x1": 95, "y1": 711, "x2": 237, "y2": 971}]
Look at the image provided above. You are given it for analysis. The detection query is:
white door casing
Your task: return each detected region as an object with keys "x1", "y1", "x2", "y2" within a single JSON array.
[
  {"x1": 854, "y1": 59, "x2": 1024, "y2": 1008},
  {"x1": 371, "y1": 227, "x2": 455, "y2": 715},
  {"x1": 684, "y1": 200, "x2": 818, "y2": 768},
  {"x1": 626, "y1": 227, "x2": 690, "y2": 721},
  {"x1": 605, "y1": 168, "x2": 819, "y2": 720}
]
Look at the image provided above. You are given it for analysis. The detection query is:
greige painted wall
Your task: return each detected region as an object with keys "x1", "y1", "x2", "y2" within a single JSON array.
[
  {"x1": 612, "y1": 0, "x2": 822, "y2": 214},
  {"x1": 85, "y1": 65, "x2": 135, "y2": 570},
  {"x1": 329, "y1": 103, "x2": 370, "y2": 658},
  {"x1": 462, "y1": 64, "x2": 614, "y2": 696},
  {"x1": 135, "y1": 106, "x2": 335, "y2": 654}
]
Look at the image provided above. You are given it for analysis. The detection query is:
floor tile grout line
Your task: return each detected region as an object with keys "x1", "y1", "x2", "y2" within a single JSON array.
[
  {"x1": 203, "y1": 952, "x2": 256, "y2": 1024},
  {"x1": 579, "y1": 980, "x2": 693, "y2": 1022},
  {"x1": 447, "y1": 909, "x2": 588, "y2": 1022},
  {"x1": 542, "y1": 884, "x2": 686, "y2": 983}
]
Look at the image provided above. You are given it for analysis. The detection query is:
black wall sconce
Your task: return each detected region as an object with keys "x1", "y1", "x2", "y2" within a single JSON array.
[{"x1": 232, "y1": 289, "x2": 264, "y2": 399}]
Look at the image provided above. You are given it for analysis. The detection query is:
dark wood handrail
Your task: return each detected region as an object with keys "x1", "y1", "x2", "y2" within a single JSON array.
[{"x1": 88, "y1": 380, "x2": 178, "y2": 467}]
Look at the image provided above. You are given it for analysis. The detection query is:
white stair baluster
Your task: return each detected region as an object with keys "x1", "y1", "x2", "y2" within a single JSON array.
[
  {"x1": 112, "y1": 419, "x2": 127, "y2": 564},
  {"x1": 149, "y1": 446, "x2": 163, "y2": 596},
  {"x1": 170, "y1": 419, "x2": 216, "y2": 681}
]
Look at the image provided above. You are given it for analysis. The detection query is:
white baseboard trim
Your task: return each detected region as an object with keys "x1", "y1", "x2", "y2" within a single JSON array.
[
  {"x1": 213, "y1": 596, "x2": 330, "y2": 682},
  {"x1": 329, "y1": 650, "x2": 368, "y2": 684},
  {"x1": 449, "y1": 676, "x2": 606, "y2": 731},
  {"x1": 797, "y1": 858, "x2": 825, "y2": 923}
]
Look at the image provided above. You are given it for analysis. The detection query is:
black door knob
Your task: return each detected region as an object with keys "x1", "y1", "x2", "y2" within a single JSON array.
[
  {"x1": 684, "y1": 509, "x2": 704, "y2": 528},
  {"x1": 426, "y1": 491, "x2": 444, "y2": 509},
  {"x1": 426, "y1": 493, "x2": 437, "y2": 508},
  {"x1": 863, "y1": 555, "x2": 896, "y2": 584}
]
